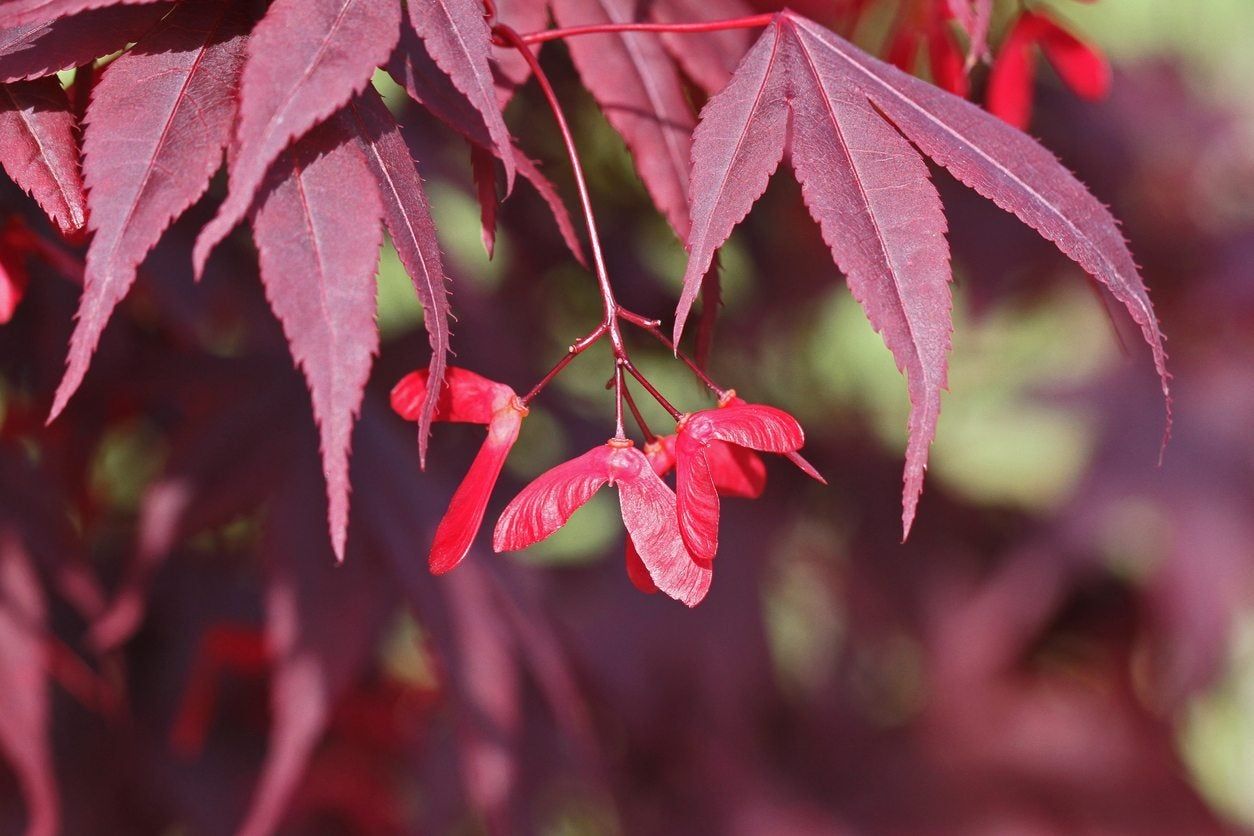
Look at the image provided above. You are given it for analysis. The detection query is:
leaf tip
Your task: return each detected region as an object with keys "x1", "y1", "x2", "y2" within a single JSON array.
[
  {"x1": 900, "y1": 462, "x2": 925, "y2": 543},
  {"x1": 47, "y1": 370, "x2": 79, "y2": 425}
]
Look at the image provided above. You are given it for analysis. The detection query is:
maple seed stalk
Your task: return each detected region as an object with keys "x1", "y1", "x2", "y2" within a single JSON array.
[
  {"x1": 494, "y1": 26, "x2": 619, "y2": 337},
  {"x1": 497, "y1": 24, "x2": 684, "y2": 425}
]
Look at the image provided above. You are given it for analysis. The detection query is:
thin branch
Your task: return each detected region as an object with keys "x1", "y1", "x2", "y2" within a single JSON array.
[{"x1": 512, "y1": 14, "x2": 776, "y2": 46}]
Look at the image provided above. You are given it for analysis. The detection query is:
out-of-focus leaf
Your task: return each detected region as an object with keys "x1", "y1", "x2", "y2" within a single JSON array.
[
  {"x1": 551, "y1": 0, "x2": 695, "y2": 237},
  {"x1": 0, "y1": 532, "x2": 58, "y2": 836},
  {"x1": 235, "y1": 457, "x2": 397, "y2": 836}
]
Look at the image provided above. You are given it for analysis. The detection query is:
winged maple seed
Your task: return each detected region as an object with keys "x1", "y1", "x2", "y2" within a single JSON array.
[
  {"x1": 885, "y1": 0, "x2": 971, "y2": 97},
  {"x1": 675, "y1": 396, "x2": 826, "y2": 564},
  {"x1": 393, "y1": 357, "x2": 819, "y2": 605},
  {"x1": 623, "y1": 426, "x2": 776, "y2": 595},
  {"x1": 390, "y1": 367, "x2": 527, "y2": 575},
  {"x1": 494, "y1": 439, "x2": 713, "y2": 607},
  {"x1": 987, "y1": 7, "x2": 1111, "y2": 128}
]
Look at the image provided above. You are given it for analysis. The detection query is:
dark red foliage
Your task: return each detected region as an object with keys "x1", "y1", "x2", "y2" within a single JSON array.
[
  {"x1": 677, "y1": 11, "x2": 1165, "y2": 538},
  {"x1": 345, "y1": 86, "x2": 451, "y2": 466},
  {"x1": 0, "y1": 0, "x2": 1227, "y2": 832},
  {"x1": 0, "y1": 76, "x2": 84, "y2": 235},
  {"x1": 551, "y1": 0, "x2": 695, "y2": 236},
  {"x1": 53, "y1": 0, "x2": 249, "y2": 418}
]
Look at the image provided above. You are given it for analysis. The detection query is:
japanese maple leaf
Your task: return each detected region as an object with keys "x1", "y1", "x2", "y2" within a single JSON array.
[
  {"x1": 192, "y1": 0, "x2": 401, "y2": 274},
  {"x1": 0, "y1": 534, "x2": 58, "y2": 836},
  {"x1": 51, "y1": 0, "x2": 250, "y2": 420},
  {"x1": 674, "y1": 11, "x2": 1169, "y2": 538},
  {"x1": 947, "y1": 0, "x2": 992, "y2": 68},
  {"x1": 0, "y1": 77, "x2": 85, "y2": 235},
  {"x1": 551, "y1": 0, "x2": 695, "y2": 236},
  {"x1": 236, "y1": 463, "x2": 397, "y2": 836},
  {"x1": 389, "y1": 15, "x2": 586, "y2": 266},
  {"x1": 343, "y1": 86, "x2": 452, "y2": 466},
  {"x1": 0, "y1": 3, "x2": 171, "y2": 83},
  {"x1": 251, "y1": 118, "x2": 384, "y2": 561},
  {"x1": 650, "y1": 0, "x2": 755, "y2": 95},
  {"x1": 0, "y1": 0, "x2": 168, "y2": 29},
  {"x1": 489, "y1": 0, "x2": 548, "y2": 105},
  {"x1": 409, "y1": 0, "x2": 516, "y2": 189}
]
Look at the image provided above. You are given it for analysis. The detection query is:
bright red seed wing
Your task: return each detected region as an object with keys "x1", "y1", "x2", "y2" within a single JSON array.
[
  {"x1": 1038, "y1": 17, "x2": 1110, "y2": 101},
  {"x1": 493, "y1": 445, "x2": 612, "y2": 554},
  {"x1": 251, "y1": 120, "x2": 383, "y2": 562},
  {"x1": 674, "y1": 21, "x2": 790, "y2": 346},
  {"x1": 52, "y1": 0, "x2": 249, "y2": 421},
  {"x1": 985, "y1": 12, "x2": 1042, "y2": 129},
  {"x1": 431, "y1": 408, "x2": 524, "y2": 573},
  {"x1": 927, "y1": 26, "x2": 967, "y2": 97},
  {"x1": 785, "y1": 450, "x2": 826, "y2": 485},
  {"x1": 0, "y1": 248, "x2": 25, "y2": 323},
  {"x1": 346, "y1": 86, "x2": 452, "y2": 465},
  {"x1": 706, "y1": 440, "x2": 766, "y2": 498},
  {"x1": 789, "y1": 13, "x2": 1170, "y2": 423},
  {"x1": 390, "y1": 367, "x2": 515, "y2": 426},
  {"x1": 0, "y1": 77, "x2": 85, "y2": 234},
  {"x1": 674, "y1": 437, "x2": 720, "y2": 565},
  {"x1": 699, "y1": 403, "x2": 805, "y2": 454},
  {"x1": 193, "y1": 0, "x2": 400, "y2": 274},
  {"x1": 624, "y1": 537, "x2": 658, "y2": 595},
  {"x1": 643, "y1": 435, "x2": 677, "y2": 477},
  {"x1": 618, "y1": 454, "x2": 711, "y2": 607},
  {"x1": 786, "y1": 20, "x2": 951, "y2": 539}
]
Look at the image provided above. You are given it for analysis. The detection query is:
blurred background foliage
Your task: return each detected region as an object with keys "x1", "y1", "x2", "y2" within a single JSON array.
[
  {"x1": 365, "y1": 1, "x2": 1254, "y2": 828},
  {"x1": 3, "y1": 0, "x2": 1254, "y2": 833}
]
